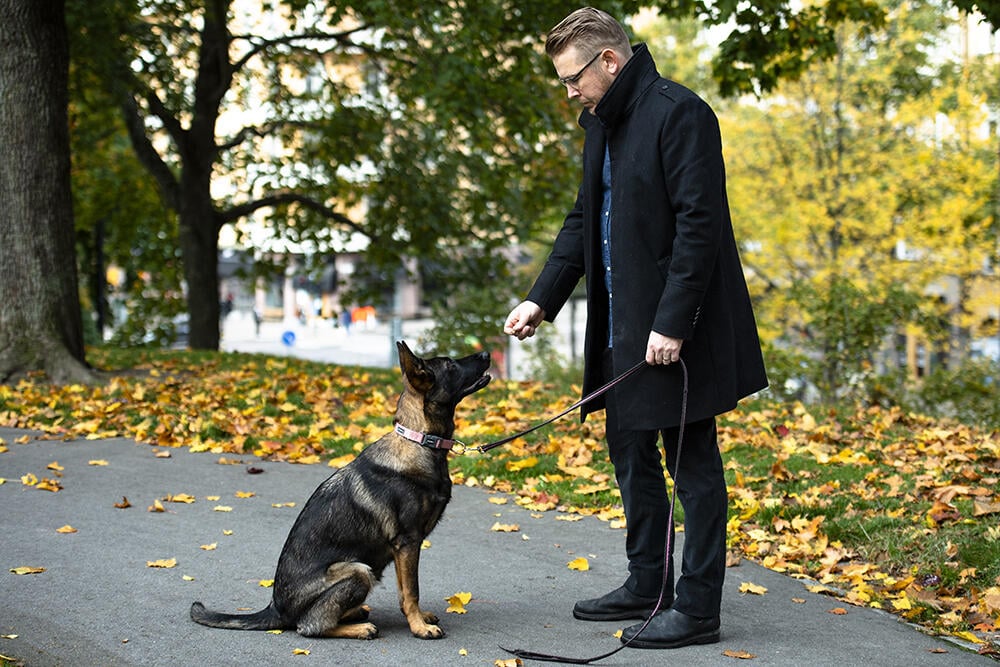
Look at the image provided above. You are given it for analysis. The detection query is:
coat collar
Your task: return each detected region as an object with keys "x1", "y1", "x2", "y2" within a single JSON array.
[{"x1": 584, "y1": 43, "x2": 659, "y2": 130}]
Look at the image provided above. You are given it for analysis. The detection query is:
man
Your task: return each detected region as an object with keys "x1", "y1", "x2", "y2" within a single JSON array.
[{"x1": 503, "y1": 7, "x2": 767, "y2": 650}]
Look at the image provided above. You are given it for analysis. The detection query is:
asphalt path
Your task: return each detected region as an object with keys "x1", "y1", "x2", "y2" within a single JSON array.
[{"x1": 1, "y1": 427, "x2": 992, "y2": 666}]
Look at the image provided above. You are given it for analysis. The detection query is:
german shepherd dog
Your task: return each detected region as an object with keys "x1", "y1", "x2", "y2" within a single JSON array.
[{"x1": 191, "y1": 341, "x2": 491, "y2": 639}]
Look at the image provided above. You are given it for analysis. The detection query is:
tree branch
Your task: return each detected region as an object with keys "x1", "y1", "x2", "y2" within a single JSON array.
[
  {"x1": 230, "y1": 24, "x2": 378, "y2": 72},
  {"x1": 215, "y1": 118, "x2": 319, "y2": 154},
  {"x1": 119, "y1": 93, "x2": 181, "y2": 212},
  {"x1": 219, "y1": 192, "x2": 372, "y2": 239}
]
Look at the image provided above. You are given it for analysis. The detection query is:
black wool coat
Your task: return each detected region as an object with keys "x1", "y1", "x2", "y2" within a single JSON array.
[{"x1": 526, "y1": 44, "x2": 767, "y2": 429}]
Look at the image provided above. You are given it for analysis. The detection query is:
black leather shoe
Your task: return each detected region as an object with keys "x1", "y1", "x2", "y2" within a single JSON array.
[
  {"x1": 621, "y1": 608, "x2": 720, "y2": 648},
  {"x1": 573, "y1": 586, "x2": 661, "y2": 621}
]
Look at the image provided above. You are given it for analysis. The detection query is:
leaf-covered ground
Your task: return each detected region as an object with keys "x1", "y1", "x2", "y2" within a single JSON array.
[{"x1": 1, "y1": 348, "x2": 998, "y2": 654}]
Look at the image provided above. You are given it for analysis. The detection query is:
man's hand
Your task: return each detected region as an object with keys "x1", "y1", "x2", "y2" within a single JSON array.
[
  {"x1": 504, "y1": 301, "x2": 546, "y2": 340},
  {"x1": 646, "y1": 331, "x2": 683, "y2": 365}
]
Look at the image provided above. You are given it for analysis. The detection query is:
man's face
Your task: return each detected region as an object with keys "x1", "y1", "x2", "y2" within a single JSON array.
[{"x1": 552, "y1": 45, "x2": 613, "y2": 114}]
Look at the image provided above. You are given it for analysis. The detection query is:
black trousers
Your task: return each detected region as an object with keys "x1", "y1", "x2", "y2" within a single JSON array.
[{"x1": 603, "y1": 351, "x2": 728, "y2": 618}]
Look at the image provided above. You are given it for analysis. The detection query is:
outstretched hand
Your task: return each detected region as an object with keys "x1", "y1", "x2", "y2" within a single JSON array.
[{"x1": 503, "y1": 301, "x2": 545, "y2": 340}]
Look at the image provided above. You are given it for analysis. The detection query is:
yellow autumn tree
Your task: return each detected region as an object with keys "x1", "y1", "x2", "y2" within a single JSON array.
[{"x1": 723, "y1": 1, "x2": 997, "y2": 401}]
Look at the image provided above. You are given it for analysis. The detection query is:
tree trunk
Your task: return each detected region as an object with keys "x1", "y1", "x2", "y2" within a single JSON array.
[
  {"x1": 180, "y1": 191, "x2": 221, "y2": 350},
  {"x1": 0, "y1": 0, "x2": 93, "y2": 384}
]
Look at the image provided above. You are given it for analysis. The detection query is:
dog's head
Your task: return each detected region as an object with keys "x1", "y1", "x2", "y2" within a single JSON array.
[{"x1": 396, "y1": 341, "x2": 492, "y2": 408}]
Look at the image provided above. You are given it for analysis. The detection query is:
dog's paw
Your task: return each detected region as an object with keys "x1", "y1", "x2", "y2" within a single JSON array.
[
  {"x1": 421, "y1": 611, "x2": 439, "y2": 625},
  {"x1": 354, "y1": 622, "x2": 379, "y2": 640},
  {"x1": 412, "y1": 623, "x2": 445, "y2": 640}
]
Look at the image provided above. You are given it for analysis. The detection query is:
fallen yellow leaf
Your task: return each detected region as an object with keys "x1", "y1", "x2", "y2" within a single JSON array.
[
  {"x1": 739, "y1": 582, "x2": 768, "y2": 596},
  {"x1": 567, "y1": 557, "x2": 590, "y2": 571},
  {"x1": 235, "y1": 491, "x2": 255, "y2": 498},
  {"x1": 506, "y1": 457, "x2": 538, "y2": 472},
  {"x1": 148, "y1": 499, "x2": 166, "y2": 513},
  {"x1": 723, "y1": 649, "x2": 757, "y2": 659},
  {"x1": 200, "y1": 543, "x2": 217, "y2": 551},
  {"x1": 56, "y1": 525, "x2": 77, "y2": 534},
  {"x1": 446, "y1": 591, "x2": 472, "y2": 614},
  {"x1": 259, "y1": 579, "x2": 274, "y2": 587},
  {"x1": 46, "y1": 461, "x2": 64, "y2": 471},
  {"x1": 213, "y1": 505, "x2": 233, "y2": 512},
  {"x1": 146, "y1": 558, "x2": 177, "y2": 568},
  {"x1": 35, "y1": 478, "x2": 62, "y2": 492},
  {"x1": 488, "y1": 496, "x2": 509, "y2": 505},
  {"x1": 10, "y1": 566, "x2": 45, "y2": 575},
  {"x1": 327, "y1": 453, "x2": 356, "y2": 468},
  {"x1": 491, "y1": 522, "x2": 520, "y2": 533},
  {"x1": 166, "y1": 493, "x2": 196, "y2": 504},
  {"x1": 88, "y1": 459, "x2": 109, "y2": 466},
  {"x1": 973, "y1": 499, "x2": 1000, "y2": 516},
  {"x1": 292, "y1": 648, "x2": 310, "y2": 655},
  {"x1": 891, "y1": 596, "x2": 912, "y2": 611}
]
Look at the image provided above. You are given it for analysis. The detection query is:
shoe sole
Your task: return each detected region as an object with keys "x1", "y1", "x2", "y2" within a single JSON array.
[
  {"x1": 573, "y1": 607, "x2": 657, "y2": 622},
  {"x1": 624, "y1": 629, "x2": 720, "y2": 649}
]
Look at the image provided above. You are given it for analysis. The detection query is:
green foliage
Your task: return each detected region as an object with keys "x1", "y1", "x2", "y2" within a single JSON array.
[
  {"x1": 641, "y1": 0, "x2": 999, "y2": 97},
  {"x1": 518, "y1": 325, "x2": 585, "y2": 387},
  {"x1": 884, "y1": 357, "x2": 1000, "y2": 428},
  {"x1": 68, "y1": 0, "x2": 184, "y2": 344},
  {"x1": 792, "y1": 277, "x2": 924, "y2": 402},
  {"x1": 70, "y1": 0, "x2": 640, "y2": 349}
]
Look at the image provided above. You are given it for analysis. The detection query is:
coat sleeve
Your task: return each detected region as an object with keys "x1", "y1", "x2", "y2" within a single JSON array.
[
  {"x1": 526, "y1": 188, "x2": 586, "y2": 322},
  {"x1": 652, "y1": 94, "x2": 726, "y2": 340}
]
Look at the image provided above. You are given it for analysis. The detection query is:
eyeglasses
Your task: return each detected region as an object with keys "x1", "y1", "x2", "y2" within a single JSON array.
[{"x1": 557, "y1": 50, "x2": 604, "y2": 88}]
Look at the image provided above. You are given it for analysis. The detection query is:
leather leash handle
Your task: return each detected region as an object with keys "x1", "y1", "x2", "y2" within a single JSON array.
[{"x1": 474, "y1": 360, "x2": 648, "y2": 453}]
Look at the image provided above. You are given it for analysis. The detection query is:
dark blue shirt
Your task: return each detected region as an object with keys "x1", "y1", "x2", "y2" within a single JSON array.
[{"x1": 601, "y1": 144, "x2": 613, "y2": 347}]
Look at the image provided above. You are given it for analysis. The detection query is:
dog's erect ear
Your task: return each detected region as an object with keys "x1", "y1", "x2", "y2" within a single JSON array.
[{"x1": 397, "y1": 341, "x2": 433, "y2": 392}]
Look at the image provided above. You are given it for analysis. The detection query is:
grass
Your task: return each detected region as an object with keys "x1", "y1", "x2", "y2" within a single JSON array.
[{"x1": 1, "y1": 346, "x2": 998, "y2": 648}]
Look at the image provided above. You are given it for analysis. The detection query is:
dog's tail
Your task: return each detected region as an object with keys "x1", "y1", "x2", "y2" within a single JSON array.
[{"x1": 190, "y1": 601, "x2": 285, "y2": 631}]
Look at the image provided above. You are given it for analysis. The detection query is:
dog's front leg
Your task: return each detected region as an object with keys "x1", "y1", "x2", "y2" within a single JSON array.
[{"x1": 393, "y1": 542, "x2": 443, "y2": 639}]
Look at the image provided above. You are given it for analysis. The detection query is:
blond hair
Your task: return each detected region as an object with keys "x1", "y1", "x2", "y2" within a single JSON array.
[{"x1": 545, "y1": 7, "x2": 631, "y2": 60}]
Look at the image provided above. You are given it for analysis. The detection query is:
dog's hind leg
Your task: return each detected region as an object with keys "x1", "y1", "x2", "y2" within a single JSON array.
[
  {"x1": 340, "y1": 604, "x2": 371, "y2": 623},
  {"x1": 393, "y1": 542, "x2": 443, "y2": 639},
  {"x1": 296, "y1": 562, "x2": 378, "y2": 640}
]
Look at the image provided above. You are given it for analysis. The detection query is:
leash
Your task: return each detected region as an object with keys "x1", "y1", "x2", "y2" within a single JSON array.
[
  {"x1": 498, "y1": 358, "x2": 689, "y2": 664},
  {"x1": 466, "y1": 360, "x2": 649, "y2": 454},
  {"x1": 396, "y1": 361, "x2": 647, "y2": 455}
]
